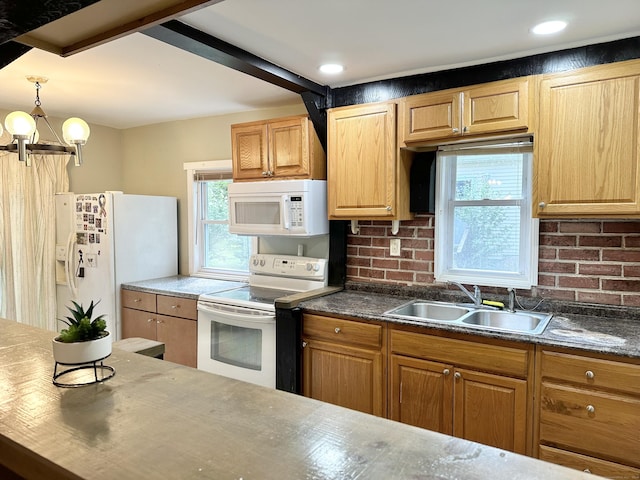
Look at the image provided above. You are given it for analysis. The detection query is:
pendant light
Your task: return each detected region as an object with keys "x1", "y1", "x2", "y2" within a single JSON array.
[{"x1": 0, "y1": 76, "x2": 90, "y2": 166}]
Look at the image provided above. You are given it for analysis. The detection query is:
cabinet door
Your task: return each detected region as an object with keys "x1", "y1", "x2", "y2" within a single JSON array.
[
  {"x1": 328, "y1": 102, "x2": 397, "y2": 219},
  {"x1": 536, "y1": 61, "x2": 640, "y2": 216},
  {"x1": 268, "y1": 116, "x2": 310, "y2": 178},
  {"x1": 231, "y1": 122, "x2": 269, "y2": 180},
  {"x1": 121, "y1": 307, "x2": 157, "y2": 340},
  {"x1": 462, "y1": 78, "x2": 528, "y2": 136},
  {"x1": 156, "y1": 314, "x2": 197, "y2": 368},
  {"x1": 401, "y1": 91, "x2": 461, "y2": 143},
  {"x1": 390, "y1": 355, "x2": 453, "y2": 434},
  {"x1": 303, "y1": 338, "x2": 384, "y2": 416},
  {"x1": 453, "y1": 368, "x2": 527, "y2": 454}
]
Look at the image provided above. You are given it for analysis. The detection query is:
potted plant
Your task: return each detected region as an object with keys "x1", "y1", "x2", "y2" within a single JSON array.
[{"x1": 52, "y1": 300, "x2": 112, "y2": 365}]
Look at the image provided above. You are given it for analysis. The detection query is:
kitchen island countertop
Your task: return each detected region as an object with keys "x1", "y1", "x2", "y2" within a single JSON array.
[{"x1": 0, "y1": 318, "x2": 598, "y2": 480}]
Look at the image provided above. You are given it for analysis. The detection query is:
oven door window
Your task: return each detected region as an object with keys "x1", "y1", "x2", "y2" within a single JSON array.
[{"x1": 211, "y1": 321, "x2": 262, "y2": 371}]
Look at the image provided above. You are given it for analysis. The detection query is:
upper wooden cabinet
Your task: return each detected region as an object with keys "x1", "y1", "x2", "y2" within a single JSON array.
[
  {"x1": 534, "y1": 60, "x2": 640, "y2": 217},
  {"x1": 400, "y1": 77, "x2": 530, "y2": 145},
  {"x1": 231, "y1": 114, "x2": 326, "y2": 181},
  {"x1": 327, "y1": 101, "x2": 412, "y2": 220}
]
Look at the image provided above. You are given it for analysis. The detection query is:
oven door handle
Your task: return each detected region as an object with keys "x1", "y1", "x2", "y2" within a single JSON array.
[{"x1": 197, "y1": 302, "x2": 275, "y2": 323}]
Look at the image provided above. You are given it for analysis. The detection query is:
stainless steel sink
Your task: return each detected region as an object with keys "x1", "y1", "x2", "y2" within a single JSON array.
[
  {"x1": 384, "y1": 300, "x2": 471, "y2": 322},
  {"x1": 460, "y1": 310, "x2": 552, "y2": 335},
  {"x1": 383, "y1": 299, "x2": 552, "y2": 335}
]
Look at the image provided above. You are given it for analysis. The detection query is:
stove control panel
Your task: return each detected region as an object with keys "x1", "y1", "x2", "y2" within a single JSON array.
[{"x1": 250, "y1": 254, "x2": 327, "y2": 279}]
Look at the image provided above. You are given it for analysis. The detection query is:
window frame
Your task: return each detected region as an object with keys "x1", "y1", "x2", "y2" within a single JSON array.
[
  {"x1": 434, "y1": 138, "x2": 539, "y2": 289},
  {"x1": 184, "y1": 160, "x2": 255, "y2": 281}
]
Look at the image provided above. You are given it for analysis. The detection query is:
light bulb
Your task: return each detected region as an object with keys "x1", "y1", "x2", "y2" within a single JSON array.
[
  {"x1": 62, "y1": 117, "x2": 90, "y2": 144},
  {"x1": 5, "y1": 111, "x2": 36, "y2": 137}
]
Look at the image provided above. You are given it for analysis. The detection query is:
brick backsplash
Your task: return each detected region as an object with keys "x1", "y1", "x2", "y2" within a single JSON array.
[{"x1": 346, "y1": 216, "x2": 640, "y2": 307}]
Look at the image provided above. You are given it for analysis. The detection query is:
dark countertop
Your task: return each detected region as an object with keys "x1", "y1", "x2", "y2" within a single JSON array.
[
  {"x1": 0, "y1": 318, "x2": 598, "y2": 480},
  {"x1": 121, "y1": 275, "x2": 245, "y2": 299},
  {"x1": 300, "y1": 290, "x2": 640, "y2": 359}
]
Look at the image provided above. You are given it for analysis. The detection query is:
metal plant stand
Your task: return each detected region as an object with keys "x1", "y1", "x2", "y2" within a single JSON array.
[{"x1": 52, "y1": 355, "x2": 115, "y2": 388}]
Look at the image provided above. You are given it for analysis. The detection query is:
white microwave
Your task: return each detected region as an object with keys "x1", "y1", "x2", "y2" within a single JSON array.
[{"x1": 228, "y1": 179, "x2": 329, "y2": 236}]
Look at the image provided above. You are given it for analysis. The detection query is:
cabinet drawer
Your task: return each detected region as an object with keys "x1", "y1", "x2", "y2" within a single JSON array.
[
  {"x1": 539, "y1": 382, "x2": 640, "y2": 466},
  {"x1": 541, "y1": 350, "x2": 640, "y2": 396},
  {"x1": 390, "y1": 329, "x2": 529, "y2": 378},
  {"x1": 303, "y1": 314, "x2": 382, "y2": 348},
  {"x1": 121, "y1": 290, "x2": 156, "y2": 312},
  {"x1": 157, "y1": 295, "x2": 197, "y2": 320},
  {"x1": 539, "y1": 445, "x2": 640, "y2": 479}
]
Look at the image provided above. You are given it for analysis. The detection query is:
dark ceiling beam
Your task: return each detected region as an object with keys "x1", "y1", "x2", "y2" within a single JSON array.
[
  {"x1": 143, "y1": 20, "x2": 327, "y2": 97},
  {"x1": 0, "y1": 41, "x2": 31, "y2": 69},
  {"x1": 0, "y1": 0, "x2": 100, "y2": 46},
  {"x1": 143, "y1": 19, "x2": 330, "y2": 149}
]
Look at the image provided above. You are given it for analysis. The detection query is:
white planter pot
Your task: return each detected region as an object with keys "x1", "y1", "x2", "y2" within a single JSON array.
[{"x1": 52, "y1": 332, "x2": 112, "y2": 365}]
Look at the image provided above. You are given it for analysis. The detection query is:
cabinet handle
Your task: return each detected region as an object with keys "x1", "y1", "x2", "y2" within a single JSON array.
[
  {"x1": 454, "y1": 372, "x2": 462, "y2": 380},
  {"x1": 443, "y1": 369, "x2": 450, "y2": 376},
  {"x1": 586, "y1": 405, "x2": 595, "y2": 414},
  {"x1": 538, "y1": 202, "x2": 546, "y2": 209},
  {"x1": 334, "y1": 327, "x2": 341, "y2": 334},
  {"x1": 585, "y1": 370, "x2": 595, "y2": 379},
  {"x1": 462, "y1": 126, "x2": 468, "y2": 133},
  {"x1": 452, "y1": 128, "x2": 459, "y2": 133}
]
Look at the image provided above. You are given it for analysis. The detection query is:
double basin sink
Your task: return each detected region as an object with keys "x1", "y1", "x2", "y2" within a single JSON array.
[{"x1": 384, "y1": 300, "x2": 552, "y2": 335}]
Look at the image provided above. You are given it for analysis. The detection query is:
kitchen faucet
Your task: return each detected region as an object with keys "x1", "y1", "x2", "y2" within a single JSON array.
[
  {"x1": 507, "y1": 288, "x2": 516, "y2": 312},
  {"x1": 448, "y1": 282, "x2": 482, "y2": 306}
]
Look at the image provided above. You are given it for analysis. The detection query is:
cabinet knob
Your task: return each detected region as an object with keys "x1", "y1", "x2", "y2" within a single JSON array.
[
  {"x1": 171, "y1": 305, "x2": 178, "y2": 309},
  {"x1": 262, "y1": 171, "x2": 269, "y2": 176},
  {"x1": 538, "y1": 202, "x2": 546, "y2": 209},
  {"x1": 452, "y1": 128, "x2": 459, "y2": 133},
  {"x1": 454, "y1": 372, "x2": 462, "y2": 380},
  {"x1": 147, "y1": 318, "x2": 154, "y2": 323},
  {"x1": 462, "y1": 126, "x2": 468, "y2": 133},
  {"x1": 585, "y1": 370, "x2": 595, "y2": 379},
  {"x1": 302, "y1": 341, "x2": 307, "y2": 348},
  {"x1": 157, "y1": 319, "x2": 163, "y2": 324},
  {"x1": 133, "y1": 298, "x2": 141, "y2": 303},
  {"x1": 386, "y1": 205, "x2": 392, "y2": 211},
  {"x1": 586, "y1": 404, "x2": 595, "y2": 414},
  {"x1": 443, "y1": 369, "x2": 450, "y2": 376},
  {"x1": 584, "y1": 468, "x2": 592, "y2": 474},
  {"x1": 334, "y1": 327, "x2": 341, "y2": 334}
]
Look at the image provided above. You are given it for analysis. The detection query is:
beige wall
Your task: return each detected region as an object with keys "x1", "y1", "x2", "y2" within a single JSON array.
[
  {"x1": 2, "y1": 102, "x2": 307, "y2": 274},
  {"x1": 120, "y1": 102, "x2": 307, "y2": 274},
  {"x1": 0, "y1": 108, "x2": 124, "y2": 193}
]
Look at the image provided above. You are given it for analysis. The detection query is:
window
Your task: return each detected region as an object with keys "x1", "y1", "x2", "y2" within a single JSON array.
[
  {"x1": 184, "y1": 161, "x2": 254, "y2": 279},
  {"x1": 434, "y1": 138, "x2": 538, "y2": 288}
]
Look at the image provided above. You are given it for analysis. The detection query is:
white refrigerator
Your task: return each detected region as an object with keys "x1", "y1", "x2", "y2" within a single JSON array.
[{"x1": 55, "y1": 192, "x2": 178, "y2": 341}]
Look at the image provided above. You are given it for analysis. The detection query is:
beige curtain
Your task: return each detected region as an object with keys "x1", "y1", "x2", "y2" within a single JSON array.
[{"x1": 0, "y1": 151, "x2": 70, "y2": 330}]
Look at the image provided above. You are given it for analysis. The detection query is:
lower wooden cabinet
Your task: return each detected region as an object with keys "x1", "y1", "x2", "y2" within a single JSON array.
[
  {"x1": 121, "y1": 289, "x2": 198, "y2": 368},
  {"x1": 302, "y1": 314, "x2": 386, "y2": 417},
  {"x1": 535, "y1": 347, "x2": 640, "y2": 478},
  {"x1": 390, "y1": 327, "x2": 531, "y2": 454}
]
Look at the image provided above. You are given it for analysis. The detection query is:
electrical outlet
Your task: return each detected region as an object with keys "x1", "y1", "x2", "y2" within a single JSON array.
[{"x1": 390, "y1": 238, "x2": 401, "y2": 256}]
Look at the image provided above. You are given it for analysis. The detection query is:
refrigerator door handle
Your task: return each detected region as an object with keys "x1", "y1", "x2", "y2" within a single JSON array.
[{"x1": 65, "y1": 231, "x2": 78, "y2": 298}]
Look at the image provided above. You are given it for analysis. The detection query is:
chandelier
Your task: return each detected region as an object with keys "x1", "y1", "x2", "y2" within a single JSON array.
[{"x1": 0, "y1": 76, "x2": 90, "y2": 166}]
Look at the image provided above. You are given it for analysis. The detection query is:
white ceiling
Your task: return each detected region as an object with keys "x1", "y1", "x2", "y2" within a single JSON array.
[{"x1": 0, "y1": 0, "x2": 639, "y2": 129}]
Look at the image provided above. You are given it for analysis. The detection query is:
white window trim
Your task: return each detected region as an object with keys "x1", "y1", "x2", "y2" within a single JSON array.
[
  {"x1": 434, "y1": 140, "x2": 539, "y2": 289},
  {"x1": 183, "y1": 160, "x2": 255, "y2": 281}
]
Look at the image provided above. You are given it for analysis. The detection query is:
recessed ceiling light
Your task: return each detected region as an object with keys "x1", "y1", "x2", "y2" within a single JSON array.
[
  {"x1": 319, "y1": 63, "x2": 344, "y2": 74},
  {"x1": 532, "y1": 20, "x2": 567, "y2": 35}
]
